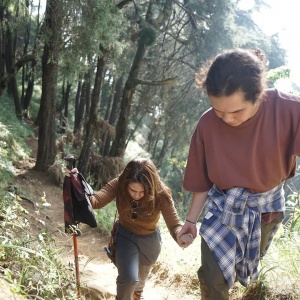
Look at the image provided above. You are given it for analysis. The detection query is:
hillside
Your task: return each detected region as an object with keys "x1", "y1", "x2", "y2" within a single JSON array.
[
  {"x1": 2, "y1": 134, "x2": 299, "y2": 300},
  {"x1": 8, "y1": 136, "x2": 201, "y2": 300}
]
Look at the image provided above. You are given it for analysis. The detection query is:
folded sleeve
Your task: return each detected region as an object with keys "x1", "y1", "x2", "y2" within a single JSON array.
[
  {"x1": 183, "y1": 122, "x2": 213, "y2": 192},
  {"x1": 294, "y1": 119, "x2": 300, "y2": 156}
]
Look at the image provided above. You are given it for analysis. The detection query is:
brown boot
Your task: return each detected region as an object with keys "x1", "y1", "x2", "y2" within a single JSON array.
[{"x1": 133, "y1": 290, "x2": 144, "y2": 300}]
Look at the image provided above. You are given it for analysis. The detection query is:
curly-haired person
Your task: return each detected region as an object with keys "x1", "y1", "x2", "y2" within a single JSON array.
[{"x1": 177, "y1": 48, "x2": 300, "y2": 300}]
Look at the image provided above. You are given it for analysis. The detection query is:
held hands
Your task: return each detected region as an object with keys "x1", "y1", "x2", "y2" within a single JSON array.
[
  {"x1": 178, "y1": 233, "x2": 194, "y2": 248},
  {"x1": 177, "y1": 221, "x2": 197, "y2": 248},
  {"x1": 65, "y1": 167, "x2": 78, "y2": 177}
]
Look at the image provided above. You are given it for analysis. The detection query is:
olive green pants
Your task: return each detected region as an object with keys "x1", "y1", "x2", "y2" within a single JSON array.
[{"x1": 198, "y1": 213, "x2": 283, "y2": 300}]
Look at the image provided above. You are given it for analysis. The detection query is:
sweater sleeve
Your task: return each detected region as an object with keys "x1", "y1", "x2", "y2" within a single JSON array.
[
  {"x1": 89, "y1": 178, "x2": 118, "y2": 209},
  {"x1": 159, "y1": 193, "x2": 182, "y2": 241}
]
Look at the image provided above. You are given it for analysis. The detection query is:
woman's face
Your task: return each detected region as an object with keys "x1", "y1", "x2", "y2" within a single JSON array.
[
  {"x1": 209, "y1": 89, "x2": 260, "y2": 126},
  {"x1": 127, "y1": 182, "x2": 145, "y2": 201}
]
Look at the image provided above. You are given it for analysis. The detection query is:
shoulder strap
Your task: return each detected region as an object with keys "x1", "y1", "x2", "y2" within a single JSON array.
[{"x1": 110, "y1": 210, "x2": 119, "y2": 243}]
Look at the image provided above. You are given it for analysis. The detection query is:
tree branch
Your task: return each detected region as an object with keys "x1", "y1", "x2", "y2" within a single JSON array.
[
  {"x1": 14, "y1": 54, "x2": 36, "y2": 73},
  {"x1": 0, "y1": 54, "x2": 36, "y2": 97},
  {"x1": 117, "y1": 0, "x2": 134, "y2": 9},
  {"x1": 134, "y1": 76, "x2": 178, "y2": 86},
  {"x1": 174, "y1": 0, "x2": 197, "y2": 29}
]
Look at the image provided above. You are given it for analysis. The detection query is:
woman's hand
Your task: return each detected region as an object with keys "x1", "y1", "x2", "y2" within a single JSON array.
[
  {"x1": 177, "y1": 233, "x2": 194, "y2": 248},
  {"x1": 176, "y1": 221, "x2": 197, "y2": 248},
  {"x1": 65, "y1": 167, "x2": 78, "y2": 177}
]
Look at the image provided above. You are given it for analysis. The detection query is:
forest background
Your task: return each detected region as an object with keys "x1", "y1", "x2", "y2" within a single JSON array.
[{"x1": 0, "y1": 0, "x2": 300, "y2": 299}]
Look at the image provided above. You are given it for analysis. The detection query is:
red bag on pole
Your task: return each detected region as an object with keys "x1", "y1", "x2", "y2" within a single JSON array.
[
  {"x1": 63, "y1": 172, "x2": 97, "y2": 234},
  {"x1": 62, "y1": 155, "x2": 97, "y2": 298}
]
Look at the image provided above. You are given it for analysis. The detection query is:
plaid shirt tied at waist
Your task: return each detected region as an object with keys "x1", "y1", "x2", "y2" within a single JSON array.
[{"x1": 200, "y1": 183, "x2": 285, "y2": 287}]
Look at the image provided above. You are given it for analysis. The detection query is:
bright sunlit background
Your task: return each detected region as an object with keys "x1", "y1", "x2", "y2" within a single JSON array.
[
  {"x1": 34, "y1": 0, "x2": 300, "y2": 90},
  {"x1": 239, "y1": 0, "x2": 300, "y2": 90}
]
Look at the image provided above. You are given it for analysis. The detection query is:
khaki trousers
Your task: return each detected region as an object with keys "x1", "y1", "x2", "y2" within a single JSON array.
[{"x1": 198, "y1": 213, "x2": 283, "y2": 300}]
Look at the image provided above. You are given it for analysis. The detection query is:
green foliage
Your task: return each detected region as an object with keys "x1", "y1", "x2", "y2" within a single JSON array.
[
  {"x1": 0, "y1": 99, "x2": 34, "y2": 185},
  {"x1": 0, "y1": 124, "x2": 15, "y2": 183},
  {"x1": 266, "y1": 66, "x2": 291, "y2": 87},
  {"x1": 161, "y1": 158, "x2": 191, "y2": 220},
  {"x1": 58, "y1": 0, "x2": 127, "y2": 81},
  {"x1": 257, "y1": 231, "x2": 300, "y2": 298},
  {"x1": 0, "y1": 100, "x2": 78, "y2": 298},
  {"x1": 0, "y1": 194, "x2": 77, "y2": 299},
  {"x1": 0, "y1": 99, "x2": 34, "y2": 142},
  {"x1": 241, "y1": 280, "x2": 270, "y2": 300},
  {"x1": 232, "y1": 225, "x2": 300, "y2": 299},
  {"x1": 285, "y1": 191, "x2": 300, "y2": 233},
  {"x1": 237, "y1": 183, "x2": 300, "y2": 299},
  {"x1": 94, "y1": 201, "x2": 117, "y2": 236},
  {"x1": 138, "y1": 26, "x2": 157, "y2": 46}
]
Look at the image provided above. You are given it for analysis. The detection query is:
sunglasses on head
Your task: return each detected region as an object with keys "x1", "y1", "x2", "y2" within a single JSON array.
[{"x1": 131, "y1": 200, "x2": 138, "y2": 220}]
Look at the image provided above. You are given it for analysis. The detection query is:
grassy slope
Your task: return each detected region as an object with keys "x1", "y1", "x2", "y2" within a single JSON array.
[{"x1": 1, "y1": 99, "x2": 300, "y2": 299}]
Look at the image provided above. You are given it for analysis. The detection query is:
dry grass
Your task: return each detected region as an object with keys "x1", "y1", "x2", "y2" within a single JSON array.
[
  {"x1": 89, "y1": 155, "x2": 125, "y2": 189},
  {"x1": 150, "y1": 221, "x2": 201, "y2": 298},
  {"x1": 152, "y1": 221, "x2": 300, "y2": 300}
]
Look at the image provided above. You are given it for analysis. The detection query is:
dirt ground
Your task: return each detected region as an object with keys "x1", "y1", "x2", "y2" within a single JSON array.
[
  {"x1": 8, "y1": 137, "x2": 299, "y2": 300},
  {"x1": 11, "y1": 137, "x2": 200, "y2": 300}
]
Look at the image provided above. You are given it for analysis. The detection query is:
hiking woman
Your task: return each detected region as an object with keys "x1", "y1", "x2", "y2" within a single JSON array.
[
  {"x1": 77, "y1": 157, "x2": 192, "y2": 300},
  {"x1": 177, "y1": 48, "x2": 300, "y2": 299}
]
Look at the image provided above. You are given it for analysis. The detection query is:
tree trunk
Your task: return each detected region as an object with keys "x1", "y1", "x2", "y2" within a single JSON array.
[
  {"x1": 0, "y1": 5, "x2": 5, "y2": 89},
  {"x1": 125, "y1": 114, "x2": 145, "y2": 148},
  {"x1": 35, "y1": 0, "x2": 63, "y2": 171},
  {"x1": 155, "y1": 138, "x2": 169, "y2": 168},
  {"x1": 101, "y1": 77, "x2": 115, "y2": 154},
  {"x1": 84, "y1": 66, "x2": 92, "y2": 120},
  {"x1": 64, "y1": 82, "x2": 71, "y2": 118},
  {"x1": 109, "y1": 0, "x2": 174, "y2": 158},
  {"x1": 74, "y1": 71, "x2": 91, "y2": 134},
  {"x1": 62, "y1": 82, "x2": 71, "y2": 134},
  {"x1": 5, "y1": 25, "x2": 22, "y2": 118},
  {"x1": 102, "y1": 74, "x2": 123, "y2": 156},
  {"x1": 58, "y1": 81, "x2": 71, "y2": 134},
  {"x1": 74, "y1": 79, "x2": 82, "y2": 133},
  {"x1": 77, "y1": 50, "x2": 108, "y2": 177},
  {"x1": 109, "y1": 75, "x2": 124, "y2": 127},
  {"x1": 109, "y1": 42, "x2": 146, "y2": 157},
  {"x1": 23, "y1": 62, "x2": 35, "y2": 118},
  {"x1": 21, "y1": 0, "x2": 31, "y2": 114}
]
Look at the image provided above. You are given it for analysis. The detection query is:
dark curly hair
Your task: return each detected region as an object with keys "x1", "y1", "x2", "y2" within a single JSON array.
[{"x1": 195, "y1": 48, "x2": 267, "y2": 103}]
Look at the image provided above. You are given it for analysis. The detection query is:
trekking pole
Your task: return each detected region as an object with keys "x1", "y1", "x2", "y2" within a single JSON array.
[
  {"x1": 64, "y1": 154, "x2": 81, "y2": 298},
  {"x1": 72, "y1": 229, "x2": 81, "y2": 298}
]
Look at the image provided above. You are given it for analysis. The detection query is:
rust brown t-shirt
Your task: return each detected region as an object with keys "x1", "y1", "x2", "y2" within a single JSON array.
[{"x1": 183, "y1": 89, "x2": 300, "y2": 193}]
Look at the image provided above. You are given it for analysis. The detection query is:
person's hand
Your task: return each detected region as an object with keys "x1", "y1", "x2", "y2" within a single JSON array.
[
  {"x1": 177, "y1": 221, "x2": 197, "y2": 247},
  {"x1": 178, "y1": 233, "x2": 194, "y2": 248},
  {"x1": 65, "y1": 167, "x2": 78, "y2": 177}
]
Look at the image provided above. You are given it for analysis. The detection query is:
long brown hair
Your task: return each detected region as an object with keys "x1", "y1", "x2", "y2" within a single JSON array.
[{"x1": 117, "y1": 158, "x2": 170, "y2": 212}]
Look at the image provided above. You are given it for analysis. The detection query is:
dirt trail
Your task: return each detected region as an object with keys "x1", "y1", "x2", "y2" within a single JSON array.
[{"x1": 12, "y1": 137, "x2": 199, "y2": 300}]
